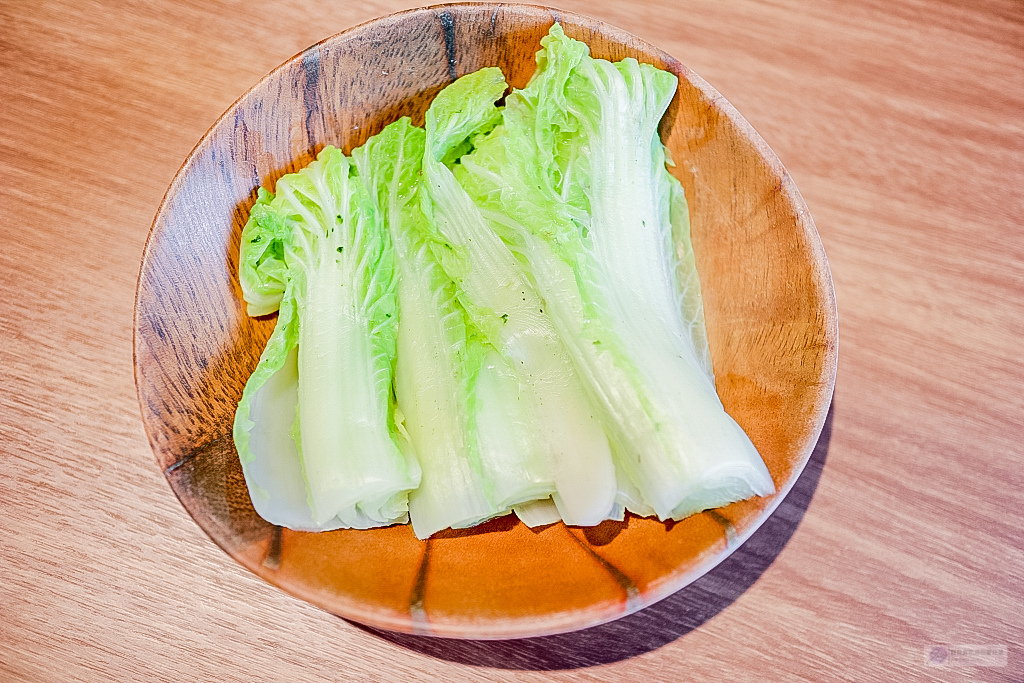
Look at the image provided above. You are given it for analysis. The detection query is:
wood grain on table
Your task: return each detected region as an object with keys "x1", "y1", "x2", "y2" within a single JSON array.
[{"x1": 1, "y1": 0, "x2": 1021, "y2": 681}]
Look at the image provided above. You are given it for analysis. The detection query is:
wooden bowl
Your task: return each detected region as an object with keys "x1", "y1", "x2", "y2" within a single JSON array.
[{"x1": 134, "y1": 3, "x2": 837, "y2": 639}]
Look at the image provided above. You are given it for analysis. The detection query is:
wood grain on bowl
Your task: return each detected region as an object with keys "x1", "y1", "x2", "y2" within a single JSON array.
[{"x1": 134, "y1": 3, "x2": 837, "y2": 639}]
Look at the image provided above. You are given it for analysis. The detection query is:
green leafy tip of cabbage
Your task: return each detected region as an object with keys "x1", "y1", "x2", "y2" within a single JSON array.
[
  {"x1": 234, "y1": 145, "x2": 420, "y2": 531},
  {"x1": 454, "y1": 23, "x2": 775, "y2": 520}
]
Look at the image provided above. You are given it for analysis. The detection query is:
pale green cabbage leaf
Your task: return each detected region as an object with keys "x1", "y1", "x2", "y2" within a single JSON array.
[
  {"x1": 234, "y1": 146, "x2": 420, "y2": 530},
  {"x1": 421, "y1": 67, "x2": 619, "y2": 526},
  {"x1": 457, "y1": 25, "x2": 775, "y2": 520},
  {"x1": 352, "y1": 118, "x2": 556, "y2": 538}
]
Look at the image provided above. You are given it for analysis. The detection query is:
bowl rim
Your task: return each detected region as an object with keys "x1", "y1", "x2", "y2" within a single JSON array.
[{"x1": 134, "y1": 1, "x2": 838, "y2": 640}]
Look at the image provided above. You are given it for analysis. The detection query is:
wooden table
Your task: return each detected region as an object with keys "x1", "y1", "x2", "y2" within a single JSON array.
[{"x1": 2, "y1": 1, "x2": 1020, "y2": 680}]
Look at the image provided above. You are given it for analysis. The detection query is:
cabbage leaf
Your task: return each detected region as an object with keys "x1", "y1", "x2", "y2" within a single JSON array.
[
  {"x1": 234, "y1": 146, "x2": 420, "y2": 529},
  {"x1": 421, "y1": 68, "x2": 619, "y2": 526},
  {"x1": 457, "y1": 25, "x2": 775, "y2": 520}
]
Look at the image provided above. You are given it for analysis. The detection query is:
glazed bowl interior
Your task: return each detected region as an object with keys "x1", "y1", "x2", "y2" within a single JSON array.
[{"x1": 134, "y1": 3, "x2": 837, "y2": 639}]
